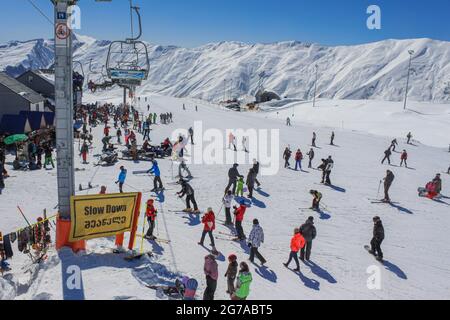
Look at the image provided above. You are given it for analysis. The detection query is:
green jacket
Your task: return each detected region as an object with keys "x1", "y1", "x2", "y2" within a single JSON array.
[{"x1": 235, "y1": 272, "x2": 252, "y2": 299}]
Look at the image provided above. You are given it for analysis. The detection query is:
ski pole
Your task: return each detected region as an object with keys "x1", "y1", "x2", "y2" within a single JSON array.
[
  {"x1": 377, "y1": 180, "x2": 383, "y2": 199},
  {"x1": 17, "y1": 206, "x2": 32, "y2": 227},
  {"x1": 140, "y1": 211, "x2": 146, "y2": 254}
]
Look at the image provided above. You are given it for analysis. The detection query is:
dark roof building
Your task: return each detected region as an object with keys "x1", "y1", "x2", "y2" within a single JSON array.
[{"x1": 16, "y1": 70, "x2": 55, "y2": 100}]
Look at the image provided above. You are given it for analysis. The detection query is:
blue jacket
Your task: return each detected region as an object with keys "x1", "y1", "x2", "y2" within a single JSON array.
[
  {"x1": 148, "y1": 163, "x2": 160, "y2": 177},
  {"x1": 118, "y1": 169, "x2": 127, "y2": 183}
]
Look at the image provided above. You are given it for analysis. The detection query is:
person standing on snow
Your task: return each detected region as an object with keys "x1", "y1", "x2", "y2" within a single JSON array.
[
  {"x1": 283, "y1": 228, "x2": 305, "y2": 272},
  {"x1": 177, "y1": 180, "x2": 200, "y2": 213},
  {"x1": 115, "y1": 166, "x2": 127, "y2": 193},
  {"x1": 203, "y1": 254, "x2": 218, "y2": 300},
  {"x1": 147, "y1": 160, "x2": 164, "y2": 192},
  {"x1": 407, "y1": 132, "x2": 413, "y2": 144},
  {"x1": 312, "y1": 132, "x2": 317, "y2": 147},
  {"x1": 324, "y1": 156, "x2": 334, "y2": 185},
  {"x1": 242, "y1": 136, "x2": 248, "y2": 153},
  {"x1": 188, "y1": 127, "x2": 194, "y2": 145},
  {"x1": 400, "y1": 150, "x2": 408, "y2": 168},
  {"x1": 43, "y1": 144, "x2": 55, "y2": 169},
  {"x1": 307, "y1": 148, "x2": 315, "y2": 169},
  {"x1": 381, "y1": 148, "x2": 392, "y2": 165},
  {"x1": 283, "y1": 146, "x2": 292, "y2": 169},
  {"x1": 225, "y1": 254, "x2": 238, "y2": 295},
  {"x1": 233, "y1": 202, "x2": 247, "y2": 240},
  {"x1": 225, "y1": 163, "x2": 244, "y2": 195},
  {"x1": 252, "y1": 159, "x2": 261, "y2": 187},
  {"x1": 369, "y1": 216, "x2": 385, "y2": 261},
  {"x1": 246, "y1": 168, "x2": 257, "y2": 199},
  {"x1": 199, "y1": 208, "x2": 218, "y2": 255},
  {"x1": 391, "y1": 139, "x2": 398, "y2": 152},
  {"x1": 80, "y1": 142, "x2": 89, "y2": 164},
  {"x1": 299, "y1": 217, "x2": 317, "y2": 261},
  {"x1": 248, "y1": 219, "x2": 266, "y2": 265},
  {"x1": 116, "y1": 128, "x2": 122, "y2": 144},
  {"x1": 383, "y1": 170, "x2": 395, "y2": 202},
  {"x1": 231, "y1": 262, "x2": 252, "y2": 301},
  {"x1": 145, "y1": 199, "x2": 158, "y2": 240},
  {"x1": 433, "y1": 173, "x2": 442, "y2": 195},
  {"x1": 286, "y1": 117, "x2": 291, "y2": 126},
  {"x1": 310, "y1": 190, "x2": 322, "y2": 211},
  {"x1": 330, "y1": 131, "x2": 335, "y2": 146},
  {"x1": 295, "y1": 149, "x2": 303, "y2": 171},
  {"x1": 178, "y1": 160, "x2": 193, "y2": 179},
  {"x1": 223, "y1": 190, "x2": 234, "y2": 226}
]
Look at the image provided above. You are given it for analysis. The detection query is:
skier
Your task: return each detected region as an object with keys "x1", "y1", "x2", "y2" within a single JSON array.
[
  {"x1": 381, "y1": 148, "x2": 392, "y2": 165},
  {"x1": 233, "y1": 202, "x2": 247, "y2": 240},
  {"x1": 294, "y1": 149, "x2": 303, "y2": 171},
  {"x1": 433, "y1": 173, "x2": 442, "y2": 195},
  {"x1": 283, "y1": 146, "x2": 292, "y2": 168},
  {"x1": 147, "y1": 160, "x2": 164, "y2": 192},
  {"x1": 312, "y1": 132, "x2": 317, "y2": 147},
  {"x1": 383, "y1": 170, "x2": 395, "y2": 202},
  {"x1": 80, "y1": 142, "x2": 89, "y2": 164},
  {"x1": 116, "y1": 128, "x2": 122, "y2": 144},
  {"x1": 231, "y1": 262, "x2": 252, "y2": 301},
  {"x1": 324, "y1": 156, "x2": 334, "y2": 185},
  {"x1": 225, "y1": 254, "x2": 238, "y2": 295},
  {"x1": 286, "y1": 117, "x2": 291, "y2": 126},
  {"x1": 178, "y1": 160, "x2": 193, "y2": 179},
  {"x1": 248, "y1": 219, "x2": 266, "y2": 265},
  {"x1": 252, "y1": 159, "x2": 261, "y2": 187},
  {"x1": 306, "y1": 148, "x2": 315, "y2": 169},
  {"x1": 145, "y1": 199, "x2": 158, "y2": 240},
  {"x1": 330, "y1": 131, "x2": 335, "y2": 145},
  {"x1": 203, "y1": 254, "x2": 218, "y2": 300},
  {"x1": 246, "y1": 168, "x2": 257, "y2": 198},
  {"x1": 115, "y1": 166, "x2": 127, "y2": 193},
  {"x1": 177, "y1": 180, "x2": 200, "y2": 213},
  {"x1": 407, "y1": 132, "x2": 413, "y2": 144},
  {"x1": 310, "y1": 190, "x2": 322, "y2": 210},
  {"x1": 223, "y1": 190, "x2": 234, "y2": 226},
  {"x1": 391, "y1": 139, "x2": 398, "y2": 152},
  {"x1": 299, "y1": 216, "x2": 317, "y2": 261},
  {"x1": 283, "y1": 228, "x2": 305, "y2": 272},
  {"x1": 369, "y1": 216, "x2": 385, "y2": 261},
  {"x1": 188, "y1": 127, "x2": 194, "y2": 145},
  {"x1": 400, "y1": 150, "x2": 408, "y2": 168},
  {"x1": 225, "y1": 163, "x2": 244, "y2": 195},
  {"x1": 199, "y1": 208, "x2": 218, "y2": 255}
]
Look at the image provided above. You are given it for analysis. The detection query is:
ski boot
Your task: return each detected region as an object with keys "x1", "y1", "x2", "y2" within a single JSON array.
[{"x1": 183, "y1": 208, "x2": 194, "y2": 213}]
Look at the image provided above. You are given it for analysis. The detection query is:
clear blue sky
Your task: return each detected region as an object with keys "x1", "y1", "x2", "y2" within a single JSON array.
[{"x1": 1, "y1": 0, "x2": 449, "y2": 47}]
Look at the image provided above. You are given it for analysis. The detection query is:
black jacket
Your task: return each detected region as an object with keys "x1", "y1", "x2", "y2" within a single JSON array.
[
  {"x1": 252, "y1": 162, "x2": 260, "y2": 175},
  {"x1": 179, "y1": 182, "x2": 194, "y2": 197},
  {"x1": 373, "y1": 221, "x2": 385, "y2": 241},
  {"x1": 228, "y1": 165, "x2": 242, "y2": 180},
  {"x1": 246, "y1": 169, "x2": 257, "y2": 187},
  {"x1": 300, "y1": 220, "x2": 317, "y2": 242},
  {"x1": 385, "y1": 171, "x2": 395, "y2": 185}
]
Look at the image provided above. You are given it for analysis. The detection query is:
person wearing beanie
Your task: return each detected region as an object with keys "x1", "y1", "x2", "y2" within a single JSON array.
[
  {"x1": 145, "y1": 199, "x2": 158, "y2": 240},
  {"x1": 248, "y1": 219, "x2": 266, "y2": 265},
  {"x1": 225, "y1": 254, "x2": 238, "y2": 295},
  {"x1": 199, "y1": 208, "x2": 218, "y2": 255},
  {"x1": 203, "y1": 254, "x2": 218, "y2": 300},
  {"x1": 231, "y1": 262, "x2": 253, "y2": 300},
  {"x1": 299, "y1": 216, "x2": 317, "y2": 261}
]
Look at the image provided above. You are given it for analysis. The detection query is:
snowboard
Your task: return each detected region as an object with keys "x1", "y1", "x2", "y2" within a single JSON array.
[{"x1": 364, "y1": 245, "x2": 383, "y2": 262}]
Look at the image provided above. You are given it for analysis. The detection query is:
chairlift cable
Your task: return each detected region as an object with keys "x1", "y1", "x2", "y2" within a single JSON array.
[{"x1": 27, "y1": 0, "x2": 53, "y2": 26}]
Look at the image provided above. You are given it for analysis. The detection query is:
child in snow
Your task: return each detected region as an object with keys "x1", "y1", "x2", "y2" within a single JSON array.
[
  {"x1": 225, "y1": 254, "x2": 238, "y2": 295},
  {"x1": 115, "y1": 166, "x2": 127, "y2": 193},
  {"x1": 231, "y1": 262, "x2": 252, "y2": 301},
  {"x1": 236, "y1": 177, "x2": 245, "y2": 197}
]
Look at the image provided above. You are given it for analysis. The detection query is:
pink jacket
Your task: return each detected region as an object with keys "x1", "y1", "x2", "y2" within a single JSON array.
[{"x1": 204, "y1": 255, "x2": 218, "y2": 280}]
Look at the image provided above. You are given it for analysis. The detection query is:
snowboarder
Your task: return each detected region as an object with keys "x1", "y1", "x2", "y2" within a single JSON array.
[
  {"x1": 246, "y1": 168, "x2": 257, "y2": 198},
  {"x1": 80, "y1": 142, "x2": 89, "y2": 164},
  {"x1": 203, "y1": 254, "x2": 218, "y2": 300},
  {"x1": 225, "y1": 163, "x2": 244, "y2": 195},
  {"x1": 248, "y1": 219, "x2": 266, "y2": 265},
  {"x1": 407, "y1": 132, "x2": 413, "y2": 144},
  {"x1": 223, "y1": 190, "x2": 234, "y2": 225},
  {"x1": 383, "y1": 170, "x2": 395, "y2": 202},
  {"x1": 199, "y1": 208, "x2": 218, "y2": 255},
  {"x1": 307, "y1": 148, "x2": 315, "y2": 169},
  {"x1": 295, "y1": 149, "x2": 303, "y2": 171},
  {"x1": 188, "y1": 127, "x2": 194, "y2": 145},
  {"x1": 225, "y1": 254, "x2": 238, "y2": 295},
  {"x1": 177, "y1": 180, "x2": 200, "y2": 213},
  {"x1": 310, "y1": 190, "x2": 322, "y2": 210},
  {"x1": 115, "y1": 166, "x2": 127, "y2": 193},
  {"x1": 233, "y1": 202, "x2": 247, "y2": 240},
  {"x1": 231, "y1": 262, "x2": 252, "y2": 301},
  {"x1": 400, "y1": 150, "x2": 408, "y2": 168},
  {"x1": 283, "y1": 146, "x2": 292, "y2": 168},
  {"x1": 299, "y1": 217, "x2": 317, "y2": 261},
  {"x1": 369, "y1": 216, "x2": 385, "y2": 261},
  {"x1": 381, "y1": 148, "x2": 392, "y2": 165},
  {"x1": 283, "y1": 228, "x2": 305, "y2": 272},
  {"x1": 312, "y1": 132, "x2": 317, "y2": 147},
  {"x1": 145, "y1": 199, "x2": 158, "y2": 240},
  {"x1": 147, "y1": 160, "x2": 164, "y2": 192}
]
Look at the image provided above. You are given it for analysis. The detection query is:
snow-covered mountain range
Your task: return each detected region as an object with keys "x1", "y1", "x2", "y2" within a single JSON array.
[{"x1": 1, "y1": 34, "x2": 449, "y2": 102}]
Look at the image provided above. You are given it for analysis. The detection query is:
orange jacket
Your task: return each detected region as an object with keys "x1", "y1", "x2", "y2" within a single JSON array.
[{"x1": 290, "y1": 233, "x2": 305, "y2": 252}]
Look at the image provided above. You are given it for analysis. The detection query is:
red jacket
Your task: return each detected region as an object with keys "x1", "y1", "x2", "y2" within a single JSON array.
[
  {"x1": 295, "y1": 151, "x2": 303, "y2": 161},
  {"x1": 290, "y1": 233, "x2": 306, "y2": 252},
  {"x1": 202, "y1": 211, "x2": 216, "y2": 231},
  {"x1": 145, "y1": 202, "x2": 157, "y2": 221},
  {"x1": 401, "y1": 152, "x2": 408, "y2": 160},
  {"x1": 234, "y1": 205, "x2": 246, "y2": 222}
]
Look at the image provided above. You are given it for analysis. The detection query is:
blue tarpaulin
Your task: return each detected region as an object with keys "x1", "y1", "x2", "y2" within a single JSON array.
[{"x1": 0, "y1": 114, "x2": 32, "y2": 135}]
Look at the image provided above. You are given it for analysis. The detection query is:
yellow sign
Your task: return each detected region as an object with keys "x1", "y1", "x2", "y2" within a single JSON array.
[{"x1": 69, "y1": 193, "x2": 139, "y2": 242}]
